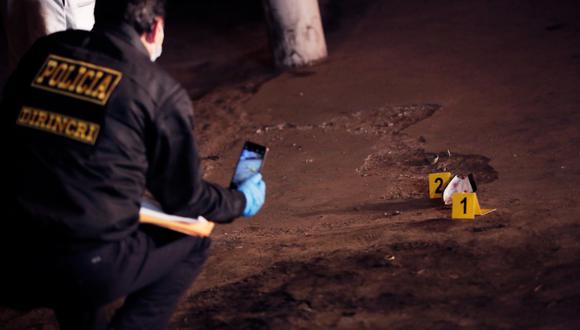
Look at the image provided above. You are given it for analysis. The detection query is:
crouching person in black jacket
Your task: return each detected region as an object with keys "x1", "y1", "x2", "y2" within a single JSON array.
[{"x1": 0, "y1": 0, "x2": 266, "y2": 329}]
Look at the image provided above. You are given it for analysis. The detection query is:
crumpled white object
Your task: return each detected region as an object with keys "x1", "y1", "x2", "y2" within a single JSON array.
[{"x1": 443, "y1": 175, "x2": 475, "y2": 205}]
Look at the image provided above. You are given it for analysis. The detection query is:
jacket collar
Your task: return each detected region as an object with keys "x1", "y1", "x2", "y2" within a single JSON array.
[{"x1": 93, "y1": 22, "x2": 150, "y2": 59}]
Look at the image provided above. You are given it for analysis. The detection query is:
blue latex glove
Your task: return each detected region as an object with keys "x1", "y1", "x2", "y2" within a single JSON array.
[{"x1": 237, "y1": 173, "x2": 266, "y2": 217}]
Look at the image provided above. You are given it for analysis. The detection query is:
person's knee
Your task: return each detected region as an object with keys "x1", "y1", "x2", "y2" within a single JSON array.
[
  {"x1": 197, "y1": 237, "x2": 212, "y2": 257},
  {"x1": 185, "y1": 237, "x2": 211, "y2": 264}
]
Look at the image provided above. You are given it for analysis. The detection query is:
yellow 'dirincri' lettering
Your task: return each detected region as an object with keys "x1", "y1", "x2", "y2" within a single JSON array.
[
  {"x1": 35, "y1": 110, "x2": 49, "y2": 129},
  {"x1": 18, "y1": 107, "x2": 33, "y2": 123},
  {"x1": 16, "y1": 106, "x2": 101, "y2": 145}
]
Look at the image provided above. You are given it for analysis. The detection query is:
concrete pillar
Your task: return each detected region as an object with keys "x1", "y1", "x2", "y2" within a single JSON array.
[{"x1": 263, "y1": 0, "x2": 328, "y2": 68}]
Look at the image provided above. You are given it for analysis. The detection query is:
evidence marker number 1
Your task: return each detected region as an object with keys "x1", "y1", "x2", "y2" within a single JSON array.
[{"x1": 451, "y1": 192, "x2": 496, "y2": 220}]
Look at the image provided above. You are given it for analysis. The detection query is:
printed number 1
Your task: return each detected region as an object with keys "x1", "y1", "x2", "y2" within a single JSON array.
[
  {"x1": 452, "y1": 193, "x2": 475, "y2": 220},
  {"x1": 460, "y1": 197, "x2": 467, "y2": 214}
]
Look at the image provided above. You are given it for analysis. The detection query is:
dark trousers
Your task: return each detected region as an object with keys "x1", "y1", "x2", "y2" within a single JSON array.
[{"x1": 1, "y1": 225, "x2": 211, "y2": 330}]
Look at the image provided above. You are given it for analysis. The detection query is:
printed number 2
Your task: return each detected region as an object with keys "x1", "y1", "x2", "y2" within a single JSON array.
[
  {"x1": 434, "y1": 178, "x2": 444, "y2": 194},
  {"x1": 460, "y1": 197, "x2": 467, "y2": 214},
  {"x1": 429, "y1": 172, "x2": 451, "y2": 199}
]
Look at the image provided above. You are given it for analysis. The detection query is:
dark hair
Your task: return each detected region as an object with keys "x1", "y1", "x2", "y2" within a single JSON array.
[{"x1": 94, "y1": 0, "x2": 166, "y2": 34}]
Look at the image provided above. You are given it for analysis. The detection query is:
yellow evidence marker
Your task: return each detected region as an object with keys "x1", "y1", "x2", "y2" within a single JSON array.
[
  {"x1": 428, "y1": 172, "x2": 452, "y2": 199},
  {"x1": 452, "y1": 192, "x2": 496, "y2": 220}
]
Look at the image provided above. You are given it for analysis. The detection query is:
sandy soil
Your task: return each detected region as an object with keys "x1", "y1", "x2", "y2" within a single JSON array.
[{"x1": 1, "y1": 0, "x2": 580, "y2": 329}]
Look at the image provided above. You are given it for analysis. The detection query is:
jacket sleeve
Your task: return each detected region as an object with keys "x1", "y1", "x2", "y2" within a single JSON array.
[{"x1": 145, "y1": 86, "x2": 246, "y2": 223}]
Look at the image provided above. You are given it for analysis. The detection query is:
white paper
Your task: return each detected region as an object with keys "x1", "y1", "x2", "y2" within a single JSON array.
[
  {"x1": 140, "y1": 198, "x2": 207, "y2": 224},
  {"x1": 443, "y1": 175, "x2": 474, "y2": 205}
]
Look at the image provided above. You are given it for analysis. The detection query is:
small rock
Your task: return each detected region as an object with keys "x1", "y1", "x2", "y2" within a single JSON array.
[
  {"x1": 383, "y1": 210, "x2": 401, "y2": 217},
  {"x1": 431, "y1": 155, "x2": 439, "y2": 165},
  {"x1": 298, "y1": 302, "x2": 313, "y2": 312}
]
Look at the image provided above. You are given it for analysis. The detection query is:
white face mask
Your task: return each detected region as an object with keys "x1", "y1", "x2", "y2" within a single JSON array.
[
  {"x1": 150, "y1": 26, "x2": 164, "y2": 62},
  {"x1": 151, "y1": 43, "x2": 162, "y2": 62}
]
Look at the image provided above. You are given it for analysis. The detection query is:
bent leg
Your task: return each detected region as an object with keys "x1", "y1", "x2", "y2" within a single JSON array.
[
  {"x1": 109, "y1": 227, "x2": 211, "y2": 330},
  {"x1": 0, "y1": 225, "x2": 210, "y2": 330},
  {"x1": 53, "y1": 306, "x2": 107, "y2": 330}
]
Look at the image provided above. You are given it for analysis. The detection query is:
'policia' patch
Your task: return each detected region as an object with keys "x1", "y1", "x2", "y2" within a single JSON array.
[
  {"x1": 32, "y1": 54, "x2": 122, "y2": 106},
  {"x1": 17, "y1": 106, "x2": 101, "y2": 145}
]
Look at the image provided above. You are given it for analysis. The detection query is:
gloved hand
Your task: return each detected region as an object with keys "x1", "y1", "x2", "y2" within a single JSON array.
[{"x1": 237, "y1": 173, "x2": 266, "y2": 217}]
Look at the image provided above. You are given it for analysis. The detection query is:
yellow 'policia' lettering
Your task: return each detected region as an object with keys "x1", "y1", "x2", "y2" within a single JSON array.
[
  {"x1": 32, "y1": 55, "x2": 122, "y2": 105},
  {"x1": 17, "y1": 106, "x2": 101, "y2": 145}
]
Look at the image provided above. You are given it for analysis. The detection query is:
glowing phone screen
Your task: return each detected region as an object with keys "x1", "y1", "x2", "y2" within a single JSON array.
[{"x1": 232, "y1": 149, "x2": 264, "y2": 187}]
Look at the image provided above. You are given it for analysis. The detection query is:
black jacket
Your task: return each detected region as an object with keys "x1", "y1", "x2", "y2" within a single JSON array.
[{"x1": 1, "y1": 23, "x2": 245, "y2": 245}]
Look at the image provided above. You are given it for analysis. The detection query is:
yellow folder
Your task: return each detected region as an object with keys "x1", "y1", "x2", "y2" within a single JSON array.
[{"x1": 139, "y1": 207, "x2": 215, "y2": 237}]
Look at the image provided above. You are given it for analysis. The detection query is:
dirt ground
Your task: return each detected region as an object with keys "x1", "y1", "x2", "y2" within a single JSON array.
[{"x1": 1, "y1": 0, "x2": 580, "y2": 329}]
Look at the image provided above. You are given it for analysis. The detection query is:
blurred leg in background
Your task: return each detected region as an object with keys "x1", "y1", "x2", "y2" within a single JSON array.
[
  {"x1": 65, "y1": 0, "x2": 95, "y2": 30},
  {"x1": 0, "y1": 0, "x2": 95, "y2": 97}
]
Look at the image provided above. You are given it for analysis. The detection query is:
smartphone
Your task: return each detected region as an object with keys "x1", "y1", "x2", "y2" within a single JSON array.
[{"x1": 229, "y1": 141, "x2": 268, "y2": 189}]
